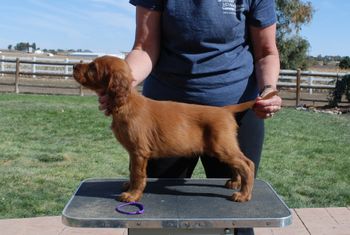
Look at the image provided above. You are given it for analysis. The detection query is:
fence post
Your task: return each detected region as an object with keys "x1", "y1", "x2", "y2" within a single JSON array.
[
  {"x1": 1, "y1": 55, "x2": 4, "y2": 77},
  {"x1": 296, "y1": 69, "x2": 301, "y2": 106},
  {"x1": 15, "y1": 58, "x2": 20, "y2": 94},
  {"x1": 309, "y1": 76, "x2": 313, "y2": 95},
  {"x1": 79, "y1": 85, "x2": 84, "y2": 96},
  {"x1": 64, "y1": 58, "x2": 69, "y2": 80},
  {"x1": 78, "y1": 60, "x2": 84, "y2": 96},
  {"x1": 32, "y1": 56, "x2": 36, "y2": 78}
]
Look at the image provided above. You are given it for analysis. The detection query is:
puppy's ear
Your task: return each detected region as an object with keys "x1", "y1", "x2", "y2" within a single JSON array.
[{"x1": 107, "y1": 71, "x2": 131, "y2": 107}]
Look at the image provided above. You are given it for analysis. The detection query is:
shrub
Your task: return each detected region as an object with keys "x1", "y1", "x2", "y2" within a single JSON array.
[
  {"x1": 329, "y1": 74, "x2": 350, "y2": 106},
  {"x1": 339, "y1": 57, "x2": 350, "y2": 69}
]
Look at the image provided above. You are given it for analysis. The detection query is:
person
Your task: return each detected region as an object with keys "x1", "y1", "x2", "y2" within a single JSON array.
[{"x1": 99, "y1": 1, "x2": 282, "y2": 234}]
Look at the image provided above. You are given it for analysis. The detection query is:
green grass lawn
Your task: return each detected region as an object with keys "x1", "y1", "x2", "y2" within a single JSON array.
[{"x1": 0, "y1": 93, "x2": 349, "y2": 218}]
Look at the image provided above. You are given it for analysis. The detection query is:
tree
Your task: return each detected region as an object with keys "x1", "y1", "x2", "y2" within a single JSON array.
[
  {"x1": 8, "y1": 45, "x2": 12, "y2": 50},
  {"x1": 276, "y1": 0, "x2": 314, "y2": 69},
  {"x1": 279, "y1": 35, "x2": 310, "y2": 69},
  {"x1": 276, "y1": 0, "x2": 313, "y2": 37},
  {"x1": 14, "y1": 42, "x2": 31, "y2": 51},
  {"x1": 12, "y1": 42, "x2": 38, "y2": 52},
  {"x1": 339, "y1": 57, "x2": 350, "y2": 69}
]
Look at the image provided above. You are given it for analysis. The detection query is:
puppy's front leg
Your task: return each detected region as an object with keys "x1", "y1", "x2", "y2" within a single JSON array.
[{"x1": 119, "y1": 155, "x2": 148, "y2": 202}]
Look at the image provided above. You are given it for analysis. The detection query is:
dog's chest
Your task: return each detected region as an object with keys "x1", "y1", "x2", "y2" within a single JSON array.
[
  {"x1": 111, "y1": 119, "x2": 129, "y2": 141},
  {"x1": 110, "y1": 117, "x2": 144, "y2": 151}
]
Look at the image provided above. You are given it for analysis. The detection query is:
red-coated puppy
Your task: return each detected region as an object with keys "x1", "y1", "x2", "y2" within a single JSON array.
[{"x1": 73, "y1": 56, "x2": 276, "y2": 202}]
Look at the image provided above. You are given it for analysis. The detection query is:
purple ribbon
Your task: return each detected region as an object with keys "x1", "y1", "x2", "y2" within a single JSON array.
[{"x1": 116, "y1": 202, "x2": 144, "y2": 215}]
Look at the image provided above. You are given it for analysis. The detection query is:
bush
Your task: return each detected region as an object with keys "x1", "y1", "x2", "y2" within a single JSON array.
[
  {"x1": 329, "y1": 75, "x2": 350, "y2": 106},
  {"x1": 339, "y1": 57, "x2": 350, "y2": 69}
]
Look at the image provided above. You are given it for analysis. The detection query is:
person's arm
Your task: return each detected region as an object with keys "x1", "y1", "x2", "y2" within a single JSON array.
[
  {"x1": 98, "y1": 6, "x2": 161, "y2": 115},
  {"x1": 249, "y1": 23, "x2": 282, "y2": 119},
  {"x1": 125, "y1": 6, "x2": 161, "y2": 87}
]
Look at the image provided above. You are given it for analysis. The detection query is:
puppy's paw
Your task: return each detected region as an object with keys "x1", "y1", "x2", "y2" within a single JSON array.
[
  {"x1": 230, "y1": 192, "x2": 251, "y2": 202},
  {"x1": 119, "y1": 192, "x2": 141, "y2": 202},
  {"x1": 225, "y1": 179, "x2": 241, "y2": 190}
]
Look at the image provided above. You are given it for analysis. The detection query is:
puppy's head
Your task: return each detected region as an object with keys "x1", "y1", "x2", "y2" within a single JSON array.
[{"x1": 73, "y1": 56, "x2": 132, "y2": 106}]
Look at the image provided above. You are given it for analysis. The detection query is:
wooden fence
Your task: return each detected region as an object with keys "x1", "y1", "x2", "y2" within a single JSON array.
[
  {"x1": 0, "y1": 56, "x2": 88, "y2": 96},
  {"x1": 277, "y1": 69, "x2": 348, "y2": 106},
  {"x1": 0, "y1": 56, "x2": 349, "y2": 105}
]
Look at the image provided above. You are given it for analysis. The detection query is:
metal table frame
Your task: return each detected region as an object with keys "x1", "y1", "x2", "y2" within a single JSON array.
[{"x1": 62, "y1": 178, "x2": 292, "y2": 235}]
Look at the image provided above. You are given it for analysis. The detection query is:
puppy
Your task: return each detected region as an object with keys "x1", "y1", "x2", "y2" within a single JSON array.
[{"x1": 73, "y1": 56, "x2": 276, "y2": 203}]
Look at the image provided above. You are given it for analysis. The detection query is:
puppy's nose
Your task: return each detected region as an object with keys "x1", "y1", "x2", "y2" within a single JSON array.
[{"x1": 73, "y1": 64, "x2": 78, "y2": 70}]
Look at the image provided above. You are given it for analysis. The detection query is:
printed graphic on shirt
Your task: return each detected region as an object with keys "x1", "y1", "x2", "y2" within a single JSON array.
[{"x1": 217, "y1": 0, "x2": 245, "y2": 15}]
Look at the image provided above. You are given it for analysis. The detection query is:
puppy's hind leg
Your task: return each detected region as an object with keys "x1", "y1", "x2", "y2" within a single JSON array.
[
  {"x1": 119, "y1": 154, "x2": 148, "y2": 202},
  {"x1": 225, "y1": 170, "x2": 241, "y2": 190},
  {"x1": 229, "y1": 153, "x2": 254, "y2": 202},
  {"x1": 215, "y1": 148, "x2": 254, "y2": 202}
]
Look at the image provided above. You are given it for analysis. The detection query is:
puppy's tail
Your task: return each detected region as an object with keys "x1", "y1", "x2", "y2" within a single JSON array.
[
  {"x1": 223, "y1": 100, "x2": 256, "y2": 113},
  {"x1": 223, "y1": 90, "x2": 279, "y2": 113}
]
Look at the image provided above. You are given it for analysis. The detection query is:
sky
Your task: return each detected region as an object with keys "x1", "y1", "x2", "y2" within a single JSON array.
[{"x1": 0, "y1": 0, "x2": 349, "y2": 56}]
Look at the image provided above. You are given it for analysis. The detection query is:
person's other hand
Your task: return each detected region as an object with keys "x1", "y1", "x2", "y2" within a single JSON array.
[{"x1": 253, "y1": 89, "x2": 282, "y2": 119}]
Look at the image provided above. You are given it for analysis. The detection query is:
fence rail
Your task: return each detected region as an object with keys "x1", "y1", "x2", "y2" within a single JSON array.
[
  {"x1": 0, "y1": 56, "x2": 86, "y2": 95},
  {"x1": 278, "y1": 69, "x2": 349, "y2": 105},
  {"x1": 1, "y1": 56, "x2": 349, "y2": 105}
]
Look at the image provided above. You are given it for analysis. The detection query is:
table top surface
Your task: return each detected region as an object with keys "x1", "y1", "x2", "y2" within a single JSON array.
[{"x1": 62, "y1": 178, "x2": 292, "y2": 229}]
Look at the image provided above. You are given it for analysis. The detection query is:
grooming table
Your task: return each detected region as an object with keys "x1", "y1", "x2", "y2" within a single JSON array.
[{"x1": 62, "y1": 178, "x2": 292, "y2": 235}]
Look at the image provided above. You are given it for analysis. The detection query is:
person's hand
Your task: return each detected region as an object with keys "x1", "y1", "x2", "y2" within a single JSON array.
[
  {"x1": 97, "y1": 92, "x2": 112, "y2": 116},
  {"x1": 253, "y1": 88, "x2": 282, "y2": 119}
]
